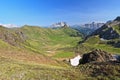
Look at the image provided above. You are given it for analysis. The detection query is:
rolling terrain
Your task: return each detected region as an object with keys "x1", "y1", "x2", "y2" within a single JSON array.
[
  {"x1": 0, "y1": 17, "x2": 120, "y2": 80},
  {"x1": 0, "y1": 25, "x2": 84, "y2": 80}
]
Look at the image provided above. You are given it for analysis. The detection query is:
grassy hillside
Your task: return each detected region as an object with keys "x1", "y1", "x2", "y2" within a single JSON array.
[
  {"x1": 113, "y1": 25, "x2": 120, "y2": 34},
  {"x1": 21, "y1": 26, "x2": 82, "y2": 59},
  {"x1": 0, "y1": 25, "x2": 83, "y2": 65},
  {"x1": 77, "y1": 35, "x2": 120, "y2": 54},
  {"x1": 0, "y1": 56, "x2": 87, "y2": 80},
  {"x1": 1, "y1": 24, "x2": 120, "y2": 79},
  {"x1": 0, "y1": 25, "x2": 85, "y2": 80},
  {"x1": 0, "y1": 25, "x2": 82, "y2": 56}
]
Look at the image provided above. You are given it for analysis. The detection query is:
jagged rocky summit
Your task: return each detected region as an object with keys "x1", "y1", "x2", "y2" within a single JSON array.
[{"x1": 51, "y1": 22, "x2": 69, "y2": 28}]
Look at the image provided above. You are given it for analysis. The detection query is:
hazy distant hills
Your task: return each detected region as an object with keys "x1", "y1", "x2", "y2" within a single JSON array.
[
  {"x1": 71, "y1": 22, "x2": 104, "y2": 36},
  {"x1": 50, "y1": 22, "x2": 104, "y2": 36}
]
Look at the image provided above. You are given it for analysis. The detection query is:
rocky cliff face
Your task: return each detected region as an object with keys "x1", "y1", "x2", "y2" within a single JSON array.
[{"x1": 90, "y1": 24, "x2": 120, "y2": 40}]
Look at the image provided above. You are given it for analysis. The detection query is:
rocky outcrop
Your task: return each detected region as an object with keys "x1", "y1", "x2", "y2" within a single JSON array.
[
  {"x1": 90, "y1": 24, "x2": 120, "y2": 40},
  {"x1": 81, "y1": 49, "x2": 115, "y2": 64},
  {"x1": 114, "y1": 16, "x2": 120, "y2": 21},
  {"x1": 0, "y1": 26, "x2": 26, "y2": 46}
]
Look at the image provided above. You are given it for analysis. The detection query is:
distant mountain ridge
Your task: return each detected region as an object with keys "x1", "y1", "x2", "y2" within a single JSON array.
[
  {"x1": 76, "y1": 17, "x2": 120, "y2": 58},
  {"x1": 90, "y1": 17, "x2": 120, "y2": 40},
  {"x1": 50, "y1": 22, "x2": 104, "y2": 36},
  {"x1": 71, "y1": 22, "x2": 104, "y2": 36}
]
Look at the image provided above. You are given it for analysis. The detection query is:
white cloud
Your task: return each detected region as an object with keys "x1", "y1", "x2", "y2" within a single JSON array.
[{"x1": 0, "y1": 23, "x2": 18, "y2": 28}]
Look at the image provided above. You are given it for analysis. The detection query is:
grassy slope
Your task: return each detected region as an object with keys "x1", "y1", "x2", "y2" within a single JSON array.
[
  {"x1": 77, "y1": 35, "x2": 120, "y2": 54},
  {"x1": 0, "y1": 26, "x2": 84, "y2": 80},
  {"x1": 0, "y1": 38, "x2": 61, "y2": 66},
  {"x1": 0, "y1": 25, "x2": 83, "y2": 62},
  {"x1": 1, "y1": 25, "x2": 120, "y2": 79},
  {"x1": 113, "y1": 25, "x2": 120, "y2": 34},
  {"x1": 0, "y1": 56, "x2": 87, "y2": 80},
  {"x1": 21, "y1": 26, "x2": 82, "y2": 59},
  {"x1": 0, "y1": 40, "x2": 85, "y2": 80}
]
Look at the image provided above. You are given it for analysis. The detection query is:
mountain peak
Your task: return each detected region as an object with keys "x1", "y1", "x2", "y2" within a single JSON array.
[
  {"x1": 114, "y1": 16, "x2": 120, "y2": 21},
  {"x1": 51, "y1": 22, "x2": 69, "y2": 28}
]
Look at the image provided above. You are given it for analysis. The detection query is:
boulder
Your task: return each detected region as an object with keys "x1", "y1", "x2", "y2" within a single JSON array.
[{"x1": 81, "y1": 49, "x2": 114, "y2": 64}]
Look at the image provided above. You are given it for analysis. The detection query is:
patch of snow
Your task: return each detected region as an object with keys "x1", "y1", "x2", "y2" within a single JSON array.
[
  {"x1": 100, "y1": 38, "x2": 106, "y2": 41},
  {"x1": 70, "y1": 55, "x2": 82, "y2": 66}
]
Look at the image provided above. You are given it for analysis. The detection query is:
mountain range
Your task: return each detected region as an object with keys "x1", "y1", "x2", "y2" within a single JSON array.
[
  {"x1": 50, "y1": 22, "x2": 104, "y2": 36},
  {"x1": 71, "y1": 22, "x2": 104, "y2": 36},
  {"x1": 77, "y1": 17, "x2": 120, "y2": 54},
  {"x1": 0, "y1": 17, "x2": 120, "y2": 79}
]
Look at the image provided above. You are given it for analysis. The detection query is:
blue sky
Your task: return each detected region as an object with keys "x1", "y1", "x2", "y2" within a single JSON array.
[{"x1": 0, "y1": 0, "x2": 120, "y2": 26}]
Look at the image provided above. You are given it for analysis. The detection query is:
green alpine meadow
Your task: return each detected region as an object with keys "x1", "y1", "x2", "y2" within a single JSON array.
[
  {"x1": 0, "y1": 0, "x2": 120, "y2": 80},
  {"x1": 0, "y1": 17, "x2": 120, "y2": 79}
]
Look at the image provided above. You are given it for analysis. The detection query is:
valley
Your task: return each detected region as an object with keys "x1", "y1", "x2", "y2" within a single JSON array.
[
  {"x1": 0, "y1": 25, "x2": 84, "y2": 80},
  {"x1": 1, "y1": 0, "x2": 120, "y2": 80},
  {"x1": 0, "y1": 17, "x2": 120, "y2": 80}
]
